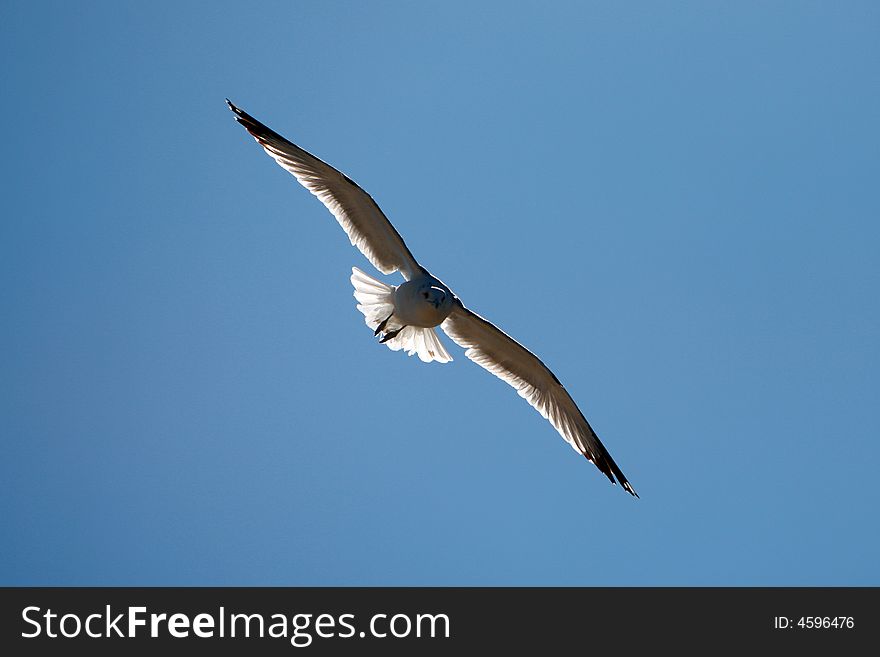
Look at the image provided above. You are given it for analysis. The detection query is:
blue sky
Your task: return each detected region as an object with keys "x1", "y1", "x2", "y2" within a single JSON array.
[{"x1": 2, "y1": 1, "x2": 878, "y2": 585}]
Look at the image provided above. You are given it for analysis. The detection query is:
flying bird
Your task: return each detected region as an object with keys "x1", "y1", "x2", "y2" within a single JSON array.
[{"x1": 227, "y1": 99, "x2": 638, "y2": 497}]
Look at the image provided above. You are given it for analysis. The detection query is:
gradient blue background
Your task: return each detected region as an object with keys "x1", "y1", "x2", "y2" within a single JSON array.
[{"x1": 2, "y1": 1, "x2": 878, "y2": 585}]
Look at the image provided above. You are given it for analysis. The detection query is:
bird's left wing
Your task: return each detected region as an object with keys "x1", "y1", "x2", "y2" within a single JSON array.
[
  {"x1": 227, "y1": 100, "x2": 422, "y2": 279},
  {"x1": 441, "y1": 300, "x2": 637, "y2": 496}
]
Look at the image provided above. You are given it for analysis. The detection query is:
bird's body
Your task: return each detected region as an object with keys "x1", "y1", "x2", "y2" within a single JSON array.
[{"x1": 227, "y1": 99, "x2": 638, "y2": 497}]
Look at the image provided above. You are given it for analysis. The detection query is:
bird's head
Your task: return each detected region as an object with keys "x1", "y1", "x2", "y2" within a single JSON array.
[
  {"x1": 419, "y1": 284, "x2": 450, "y2": 311},
  {"x1": 394, "y1": 277, "x2": 454, "y2": 327}
]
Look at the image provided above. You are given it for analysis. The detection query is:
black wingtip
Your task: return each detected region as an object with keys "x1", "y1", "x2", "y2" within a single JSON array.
[
  {"x1": 224, "y1": 99, "x2": 287, "y2": 145},
  {"x1": 587, "y1": 452, "x2": 638, "y2": 498},
  {"x1": 226, "y1": 98, "x2": 244, "y2": 118},
  {"x1": 226, "y1": 99, "x2": 252, "y2": 126}
]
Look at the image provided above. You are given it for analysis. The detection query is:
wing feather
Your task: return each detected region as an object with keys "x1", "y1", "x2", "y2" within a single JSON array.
[
  {"x1": 227, "y1": 100, "x2": 421, "y2": 279},
  {"x1": 441, "y1": 301, "x2": 637, "y2": 496}
]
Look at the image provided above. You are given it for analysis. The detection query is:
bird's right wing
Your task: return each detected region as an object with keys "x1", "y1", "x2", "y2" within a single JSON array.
[
  {"x1": 441, "y1": 300, "x2": 637, "y2": 496},
  {"x1": 227, "y1": 100, "x2": 422, "y2": 279}
]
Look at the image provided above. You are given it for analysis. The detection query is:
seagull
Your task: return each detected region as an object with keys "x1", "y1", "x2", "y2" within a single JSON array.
[{"x1": 227, "y1": 99, "x2": 638, "y2": 497}]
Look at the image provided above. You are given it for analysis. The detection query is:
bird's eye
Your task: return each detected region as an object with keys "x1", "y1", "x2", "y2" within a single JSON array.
[{"x1": 422, "y1": 292, "x2": 429, "y2": 299}]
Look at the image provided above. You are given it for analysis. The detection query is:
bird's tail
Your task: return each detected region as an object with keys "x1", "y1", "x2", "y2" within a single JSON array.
[{"x1": 350, "y1": 267, "x2": 453, "y2": 364}]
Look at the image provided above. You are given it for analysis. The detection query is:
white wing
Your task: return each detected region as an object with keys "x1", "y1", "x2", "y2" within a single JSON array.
[
  {"x1": 227, "y1": 100, "x2": 422, "y2": 279},
  {"x1": 441, "y1": 301, "x2": 637, "y2": 496}
]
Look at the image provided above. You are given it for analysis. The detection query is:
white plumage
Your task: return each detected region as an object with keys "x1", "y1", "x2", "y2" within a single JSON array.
[
  {"x1": 351, "y1": 267, "x2": 452, "y2": 364},
  {"x1": 228, "y1": 99, "x2": 638, "y2": 497}
]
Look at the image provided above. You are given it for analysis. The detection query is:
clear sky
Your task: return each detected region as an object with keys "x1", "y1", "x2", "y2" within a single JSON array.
[{"x1": 2, "y1": 1, "x2": 878, "y2": 585}]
